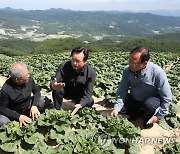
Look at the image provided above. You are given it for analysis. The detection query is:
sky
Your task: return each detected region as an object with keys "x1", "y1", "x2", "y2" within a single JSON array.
[{"x1": 0, "y1": 0, "x2": 180, "y2": 11}]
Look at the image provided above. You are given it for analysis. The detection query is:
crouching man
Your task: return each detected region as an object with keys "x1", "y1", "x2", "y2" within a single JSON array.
[
  {"x1": 111, "y1": 46, "x2": 172, "y2": 129},
  {"x1": 51, "y1": 47, "x2": 96, "y2": 115},
  {"x1": 0, "y1": 62, "x2": 52, "y2": 126}
]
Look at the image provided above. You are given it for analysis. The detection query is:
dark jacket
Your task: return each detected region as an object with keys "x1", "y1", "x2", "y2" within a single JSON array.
[
  {"x1": 0, "y1": 76, "x2": 40, "y2": 120},
  {"x1": 51, "y1": 61, "x2": 96, "y2": 106}
]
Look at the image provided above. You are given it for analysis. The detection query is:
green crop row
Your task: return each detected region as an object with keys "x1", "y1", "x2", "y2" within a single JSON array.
[{"x1": 0, "y1": 108, "x2": 140, "y2": 153}]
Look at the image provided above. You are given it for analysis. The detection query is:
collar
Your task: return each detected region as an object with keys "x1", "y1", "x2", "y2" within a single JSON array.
[
  {"x1": 73, "y1": 64, "x2": 86, "y2": 76},
  {"x1": 9, "y1": 77, "x2": 26, "y2": 89},
  {"x1": 140, "y1": 61, "x2": 149, "y2": 76}
]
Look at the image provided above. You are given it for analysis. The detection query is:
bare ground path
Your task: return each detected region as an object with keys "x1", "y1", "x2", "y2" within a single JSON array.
[{"x1": 0, "y1": 76, "x2": 179, "y2": 154}]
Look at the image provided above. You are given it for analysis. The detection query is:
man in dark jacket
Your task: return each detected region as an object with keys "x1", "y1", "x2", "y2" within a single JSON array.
[
  {"x1": 0, "y1": 62, "x2": 52, "y2": 126},
  {"x1": 51, "y1": 47, "x2": 96, "y2": 115}
]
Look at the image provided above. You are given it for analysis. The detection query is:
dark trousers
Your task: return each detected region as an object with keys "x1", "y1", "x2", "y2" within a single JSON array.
[
  {"x1": 124, "y1": 94, "x2": 160, "y2": 122},
  {"x1": 52, "y1": 88, "x2": 94, "y2": 110},
  {"x1": 0, "y1": 96, "x2": 52, "y2": 126}
]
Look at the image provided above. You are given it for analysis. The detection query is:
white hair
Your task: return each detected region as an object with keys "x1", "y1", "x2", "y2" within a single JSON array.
[{"x1": 9, "y1": 62, "x2": 27, "y2": 79}]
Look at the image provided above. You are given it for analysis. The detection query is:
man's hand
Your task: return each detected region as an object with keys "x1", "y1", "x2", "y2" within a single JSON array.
[
  {"x1": 52, "y1": 78, "x2": 65, "y2": 90},
  {"x1": 30, "y1": 106, "x2": 40, "y2": 120},
  {"x1": 111, "y1": 109, "x2": 118, "y2": 116},
  {"x1": 71, "y1": 104, "x2": 82, "y2": 116},
  {"x1": 149, "y1": 116, "x2": 159, "y2": 124},
  {"x1": 19, "y1": 115, "x2": 32, "y2": 127}
]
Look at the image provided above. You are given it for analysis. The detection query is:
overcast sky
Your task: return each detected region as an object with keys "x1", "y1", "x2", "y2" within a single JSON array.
[{"x1": 0, "y1": 0, "x2": 179, "y2": 11}]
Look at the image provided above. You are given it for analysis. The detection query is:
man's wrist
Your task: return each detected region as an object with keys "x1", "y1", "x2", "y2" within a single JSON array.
[
  {"x1": 114, "y1": 107, "x2": 121, "y2": 112},
  {"x1": 31, "y1": 105, "x2": 38, "y2": 109},
  {"x1": 51, "y1": 84, "x2": 56, "y2": 90}
]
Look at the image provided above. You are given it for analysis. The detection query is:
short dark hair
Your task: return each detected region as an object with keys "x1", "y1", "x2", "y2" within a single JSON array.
[
  {"x1": 71, "y1": 46, "x2": 89, "y2": 61},
  {"x1": 130, "y1": 46, "x2": 150, "y2": 63}
]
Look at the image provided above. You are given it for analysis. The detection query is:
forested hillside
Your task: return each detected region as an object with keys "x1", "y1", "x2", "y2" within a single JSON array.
[
  {"x1": 0, "y1": 37, "x2": 180, "y2": 56},
  {"x1": 0, "y1": 8, "x2": 180, "y2": 41}
]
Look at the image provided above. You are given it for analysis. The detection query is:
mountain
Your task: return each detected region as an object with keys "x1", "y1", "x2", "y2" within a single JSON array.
[
  {"x1": 0, "y1": 8, "x2": 180, "y2": 42},
  {"x1": 139, "y1": 9, "x2": 180, "y2": 17}
]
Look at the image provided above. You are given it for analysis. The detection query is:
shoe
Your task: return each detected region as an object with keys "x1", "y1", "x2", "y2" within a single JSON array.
[
  {"x1": 143, "y1": 123, "x2": 153, "y2": 129},
  {"x1": 143, "y1": 115, "x2": 154, "y2": 129},
  {"x1": 46, "y1": 102, "x2": 54, "y2": 109}
]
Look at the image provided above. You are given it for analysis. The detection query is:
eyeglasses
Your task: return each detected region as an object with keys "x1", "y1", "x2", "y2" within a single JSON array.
[
  {"x1": 128, "y1": 59, "x2": 142, "y2": 67},
  {"x1": 71, "y1": 58, "x2": 84, "y2": 64},
  {"x1": 19, "y1": 73, "x2": 30, "y2": 80}
]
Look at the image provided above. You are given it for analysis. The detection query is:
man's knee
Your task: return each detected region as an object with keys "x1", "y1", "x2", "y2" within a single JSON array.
[
  {"x1": 143, "y1": 96, "x2": 160, "y2": 113},
  {"x1": 37, "y1": 96, "x2": 53, "y2": 112},
  {"x1": 84, "y1": 99, "x2": 94, "y2": 107},
  {"x1": 52, "y1": 89, "x2": 64, "y2": 98},
  {"x1": 0, "y1": 115, "x2": 11, "y2": 126}
]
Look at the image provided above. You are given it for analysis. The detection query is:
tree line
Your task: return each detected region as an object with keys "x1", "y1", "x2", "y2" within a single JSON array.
[{"x1": 0, "y1": 36, "x2": 180, "y2": 56}]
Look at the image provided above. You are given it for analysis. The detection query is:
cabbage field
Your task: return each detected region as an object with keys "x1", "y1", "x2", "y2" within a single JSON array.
[
  {"x1": 0, "y1": 52, "x2": 179, "y2": 102},
  {"x1": 0, "y1": 51, "x2": 179, "y2": 153}
]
